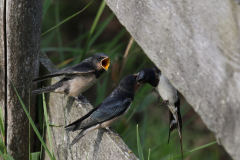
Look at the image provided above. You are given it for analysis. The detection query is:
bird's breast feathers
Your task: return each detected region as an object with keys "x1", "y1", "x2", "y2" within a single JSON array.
[
  {"x1": 68, "y1": 73, "x2": 97, "y2": 97},
  {"x1": 156, "y1": 75, "x2": 178, "y2": 104}
]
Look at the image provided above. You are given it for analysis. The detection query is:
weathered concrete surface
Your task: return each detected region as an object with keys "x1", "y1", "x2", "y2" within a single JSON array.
[
  {"x1": 104, "y1": 0, "x2": 240, "y2": 159},
  {"x1": 0, "y1": 0, "x2": 42, "y2": 159},
  {"x1": 39, "y1": 52, "x2": 138, "y2": 160}
]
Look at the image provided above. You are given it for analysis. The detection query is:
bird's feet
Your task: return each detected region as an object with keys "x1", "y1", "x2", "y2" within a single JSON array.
[
  {"x1": 104, "y1": 127, "x2": 122, "y2": 137},
  {"x1": 75, "y1": 95, "x2": 90, "y2": 105}
]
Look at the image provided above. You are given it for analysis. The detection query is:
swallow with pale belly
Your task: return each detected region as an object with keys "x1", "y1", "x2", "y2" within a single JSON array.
[
  {"x1": 137, "y1": 67, "x2": 183, "y2": 159},
  {"x1": 32, "y1": 53, "x2": 110, "y2": 103}
]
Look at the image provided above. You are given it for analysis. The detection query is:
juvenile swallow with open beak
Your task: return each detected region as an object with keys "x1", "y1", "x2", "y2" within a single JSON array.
[
  {"x1": 137, "y1": 67, "x2": 183, "y2": 159},
  {"x1": 32, "y1": 53, "x2": 110, "y2": 103},
  {"x1": 65, "y1": 74, "x2": 140, "y2": 147}
]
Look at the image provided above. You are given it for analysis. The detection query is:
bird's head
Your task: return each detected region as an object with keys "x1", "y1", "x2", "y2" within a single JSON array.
[
  {"x1": 136, "y1": 67, "x2": 161, "y2": 87},
  {"x1": 119, "y1": 74, "x2": 141, "y2": 93},
  {"x1": 92, "y1": 53, "x2": 110, "y2": 71}
]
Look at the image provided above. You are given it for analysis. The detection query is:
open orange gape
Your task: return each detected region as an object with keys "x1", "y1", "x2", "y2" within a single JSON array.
[{"x1": 101, "y1": 57, "x2": 110, "y2": 71}]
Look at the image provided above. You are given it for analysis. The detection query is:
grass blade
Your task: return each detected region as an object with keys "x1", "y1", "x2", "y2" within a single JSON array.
[
  {"x1": 37, "y1": 90, "x2": 44, "y2": 132},
  {"x1": 94, "y1": 73, "x2": 109, "y2": 106},
  {"x1": 43, "y1": 0, "x2": 53, "y2": 19},
  {"x1": 41, "y1": 47, "x2": 83, "y2": 53},
  {"x1": 0, "y1": 151, "x2": 14, "y2": 160},
  {"x1": 41, "y1": 31, "x2": 56, "y2": 48},
  {"x1": 0, "y1": 151, "x2": 7, "y2": 160},
  {"x1": 119, "y1": 37, "x2": 134, "y2": 77},
  {"x1": 11, "y1": 83, "x2": 54, "y2": 160},
  {"x1": 0, "y1": 130, "x2": 5, "y2": 155},
  {"x1": 0, "y1": 105, "x2": 5, "y2": 145},
  {"x1": 83, "y1": 13, "x2": 114, "y2": 56},
  {"x1": 55, "y1": 0, "x2": 64, "y2": 61},
  {"x1": 137, "y1": 124, "x2": 144, "y2": 160},
  {"x1": 88, "y1": 14, "x2": 114, "y2": 47},
  {"x1": 104, "y1": 29, "x2": 126, "y2": 52},
  {"x1": 66, "y1": 31, "x2": 89, "y2": 47},
  {"x1": 56, "y1": 57, "x2": 75, "y2": 68},
  {"x1": 47, "y1": 124, "x2": 61, "y2": 127},
  {"x1": 60, "y1": 107, "x2": 66, "y2": 160},
  {"x1": 84, "y1": 0, "x2": 106, "y2": 55},
  {"x1": 41, "y1": 0, "x2": 93, "y2": 36},
  {"x1": 0, "y1": 106, "x2": 14, "y2": 160},
  {"x1": 31, "y1": 152, "x2": 41, "y2": 160},
  {"x1": 29, "y1": 89, "x2": 31, "y2": 160},
  {"x1": 0, "y1": 105, "x2": 7, "y2": 158},
  {"x1": 171, "y1": 141, "x2": 217, "y2": 159},
  {"x1": 148, "y1": 149, "x2": 151, "y2": 160},
  {"x1": 40, "y1": 118, "x2": 45, "y2": 160},
  {"x1": 42, "y1": 93, "x2": 54, "y2": 156},
  {"x1": 87, "y1": 0, "x2": 106, "y2": 42}
]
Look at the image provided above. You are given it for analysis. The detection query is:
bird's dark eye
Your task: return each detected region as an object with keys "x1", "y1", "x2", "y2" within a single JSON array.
[{"x1": 99, "y1": 57, "x2": 102, "y2": 60}]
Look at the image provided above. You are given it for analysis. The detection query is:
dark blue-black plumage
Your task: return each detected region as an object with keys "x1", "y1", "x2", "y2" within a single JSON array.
[
  {"x1": 65, "y1": 74, "x2": 140, "y2": 147},
  {"x1": 137, "y1": 67, "x2": 160, "y2": 87}
]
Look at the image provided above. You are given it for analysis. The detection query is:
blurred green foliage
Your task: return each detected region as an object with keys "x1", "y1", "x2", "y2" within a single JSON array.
[{"x1": 39, "y1": 0, "x2": 231, "y2": 160}]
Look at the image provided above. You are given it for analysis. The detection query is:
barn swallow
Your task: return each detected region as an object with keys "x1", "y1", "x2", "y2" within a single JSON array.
[
  {"x1": 137, "y1": 67, "x2": 183, "y2": 159},
  {"x1": 32, "y1": 53, "x2": 110, "y2": 103},
  {"x1": 65, "y1": 74, "x2": 140, "y2": 147}
]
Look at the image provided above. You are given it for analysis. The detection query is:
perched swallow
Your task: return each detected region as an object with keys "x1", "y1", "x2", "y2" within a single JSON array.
[
  {"x1": 32, "y1": 53, "x2": 110, "y2": 103},
  {"x1": 65, "y1": 74, "x2": 140, "y2": 147},
  {"x1": 137, "y1": 67, "x2": 183, "y2": 159}
]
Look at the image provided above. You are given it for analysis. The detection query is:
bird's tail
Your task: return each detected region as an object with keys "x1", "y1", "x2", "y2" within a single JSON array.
[
  {"x1": 167, "y1": 106, "x2": 182, "y2": 143},
  {"x1": 168, "y1": 110, "x2": 178, "y2": 144},
  {"x1": 69, "y1": 124, "x2": 100, "y2": 147},
  {"x1": 65, "y1": 103, "x2": 102, "y2": 132},
  {"x1": 65, "y1": 125, "x2": 75, "y2": 132},
  {"x1": 65, "y1": 118, "x2": 84, "y2": 132},
  {"x1": 69, "y1": 129, "x2": 85, "y2": 147},
  {"x1": 32, "y1": 86, "x2": 55, "y2": 95},
  {"x1": 32, "y1": 79, "x2": 66, "y2": 95}
]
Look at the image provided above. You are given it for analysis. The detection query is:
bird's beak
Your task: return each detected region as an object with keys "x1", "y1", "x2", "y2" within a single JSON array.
[
  {"x1": 137, "y1": 79, "x2": 146, "y2": 84},
  {"x1": 101, "y1": 57, "x2": 110, "y2": 71},
  {"x1": 136, "y1": 73, "x2": 148, "y2": 84},
  {"x1": 134, "y1": 73, "x2": 141, "y2": 85}
]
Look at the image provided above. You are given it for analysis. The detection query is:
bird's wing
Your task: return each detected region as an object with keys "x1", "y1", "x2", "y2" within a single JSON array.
[
  {"x1": 33, "y1": 58, "x2": 95, "y2": 82},
  {"x1": 65, "y1": 102, "x2": 102, "y2": 132},
  {"x1": 79, "y1": 98, "x2": 132, "y2": 129},
  {"x1": 175, "y1": 94, "x2": 183, "y2": 160},
  {"x1": 175, "y1": 92, "x2": 182, "y2": 132}
]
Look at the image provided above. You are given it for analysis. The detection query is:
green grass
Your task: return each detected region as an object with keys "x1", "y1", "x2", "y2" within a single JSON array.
[
  {"x1": 12, "y1": 83, "x2": 55, "y2": 160},
  {"x1": 148, "y1": 149, "x2": 151, "y2": 160},
  {"x1": 29, "y1": 89, "x2": 31, "y2": 160},
  {"x1": 41, "y1": 0, "x2": 93, "y2": 36},
  {"x1": 85, "y1": 0, "x2": 106, "y2": 54},
  {"x1": 137, "y1": 124, "x2": 145, "y2": 160},
  {"x1": 31, "y1": 152, "x2": 41, "y2": 160},
  {"x1": 171, "y1": 141, "x2": 217, "y2": 159},
  {"x1": 0, "y1": 105, "x2": 14, "y2": 160},
  {"x1": 42, "y1": 93, "x2": 54, "y2": 157}
]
